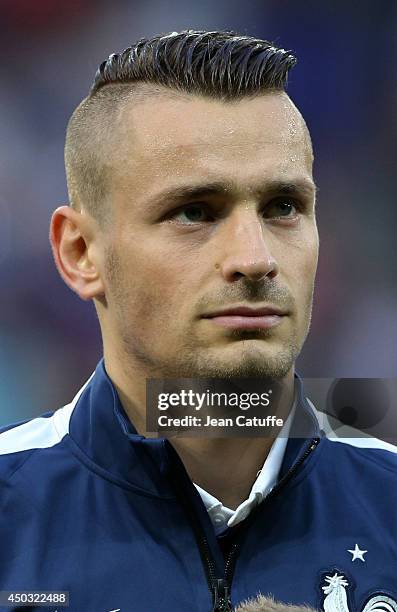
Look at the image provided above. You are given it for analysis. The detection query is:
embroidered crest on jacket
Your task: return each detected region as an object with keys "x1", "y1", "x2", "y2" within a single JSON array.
[{"x1": 321, "y1": 572, "x2": 397, "y2": 612}]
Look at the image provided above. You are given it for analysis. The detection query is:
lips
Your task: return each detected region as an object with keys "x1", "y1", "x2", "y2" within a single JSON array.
[
  {"x1": 203, "y1": 305, "x2": 286, "y2": 318},
  {"x1": 202, "y1": 305, "x2": 287, "y2": 330}
]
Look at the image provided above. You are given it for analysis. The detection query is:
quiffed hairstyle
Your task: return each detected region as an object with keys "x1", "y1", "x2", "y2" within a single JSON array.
[
  {"x1": 91, "y1": 30, "x2": 296, "y2": 97},
  {"x1": 65, "y1": 30, "x2": 297, "y2": 224}
]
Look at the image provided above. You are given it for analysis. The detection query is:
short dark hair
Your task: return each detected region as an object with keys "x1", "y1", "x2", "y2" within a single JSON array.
[
  {"x1": 91, "y1": 30, "x2": 296, "y2": 98},
  {"x1": 65, "y1": 30, "x2": 297, "y2": 224}
]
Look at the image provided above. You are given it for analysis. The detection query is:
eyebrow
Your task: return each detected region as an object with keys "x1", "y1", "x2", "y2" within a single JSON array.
[{"x1": 144, "y1": 179, "x2": 317, "y2": 210}]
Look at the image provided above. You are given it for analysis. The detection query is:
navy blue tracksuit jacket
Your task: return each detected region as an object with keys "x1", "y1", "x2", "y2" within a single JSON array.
[{"x1": 0, "y1": 359, "x2": 396, "y2": 611}]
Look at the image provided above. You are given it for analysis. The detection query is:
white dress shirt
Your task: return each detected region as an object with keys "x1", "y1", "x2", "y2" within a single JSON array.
[{"x1": 194, "y1": 383, "x2": 297, "y2": 534}]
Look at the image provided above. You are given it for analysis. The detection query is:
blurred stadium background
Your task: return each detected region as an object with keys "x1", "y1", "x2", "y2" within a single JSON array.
[{"x1": 0, "y1": 0, "x2": 396, "y2": 425}]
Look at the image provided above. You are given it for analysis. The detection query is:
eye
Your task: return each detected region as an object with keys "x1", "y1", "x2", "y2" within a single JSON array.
[
  {"x1": 171, "y1": 204, "x2": 212, "y2": 224},
  {"x1": 264, "y1": 198, "x2": 300, "y2": 219}
]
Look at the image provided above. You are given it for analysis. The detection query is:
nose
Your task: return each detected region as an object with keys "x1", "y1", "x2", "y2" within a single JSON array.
[{"x1": 218, "y1": 212, "x2": 279, "y2": 283}]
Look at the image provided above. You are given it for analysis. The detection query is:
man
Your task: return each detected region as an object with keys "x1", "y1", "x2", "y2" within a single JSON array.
[{"x1": 1, "y1": 30, "x2": 396, "y2": 612}]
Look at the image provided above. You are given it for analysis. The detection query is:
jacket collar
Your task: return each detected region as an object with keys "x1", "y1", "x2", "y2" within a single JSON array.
[
  {"x1": 68, "y1": 358, "x2": 321, "y2": 496},
  {"x1": 68, "y1": 359, "x2": 172, "y2": 497},
  {"x1": 279, "y1": 369, "x2": 322, "y2": 478}
]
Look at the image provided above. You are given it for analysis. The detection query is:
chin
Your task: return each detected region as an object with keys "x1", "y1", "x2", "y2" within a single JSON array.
[
  {"x1": 217, "y1": 362, "x2": 291, "y2": 379},
  {"x1": 194, "y1": 349, "x2": 296, "y2": 379}
]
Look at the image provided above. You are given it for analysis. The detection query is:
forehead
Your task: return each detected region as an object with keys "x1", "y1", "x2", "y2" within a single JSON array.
[{"x1": 111, "y1": 89, "x2": 313, "y2": 201}]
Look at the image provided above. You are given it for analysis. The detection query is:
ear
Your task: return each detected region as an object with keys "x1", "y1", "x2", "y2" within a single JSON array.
[{"x1": 49, "y1": 205, "x2": 105, "y2": 301}]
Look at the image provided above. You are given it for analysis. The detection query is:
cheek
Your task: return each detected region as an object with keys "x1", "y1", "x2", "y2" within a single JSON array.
[
  {"x1": 296, "y1": 244, "x2": 319, "y2": 327},
  {"x1": 282, "y1": 235, "x2": 318, "y2": 310},
  {"x1": 292, "y1": 226, "x2": 319, "y2": 279},
  {"x1": 300, "y1": 247, "x2": 318, "y2": 286},
  {"x1": 118, "y1": 244, "x2": 196, "y2": 325},
  {"x1": 304, "y1": 235, "x2": 319, "y2": 286}
]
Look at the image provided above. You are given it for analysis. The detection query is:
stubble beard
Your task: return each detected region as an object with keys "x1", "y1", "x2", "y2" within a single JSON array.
[
  {"x1": 118, "y1": 324, "x2": 304, "y2": 381},
  {"x1": 161, "y1": 335, "x2": 301, "y2": 379}
]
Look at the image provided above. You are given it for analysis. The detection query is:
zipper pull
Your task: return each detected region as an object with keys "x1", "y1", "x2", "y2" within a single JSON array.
[{"x1": 212, "y1": 578, "x2": 232, "y2": 611}]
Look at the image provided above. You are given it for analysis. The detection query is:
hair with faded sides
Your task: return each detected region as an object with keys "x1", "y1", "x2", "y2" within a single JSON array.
[{"x1": 64, "y1": 30, "x2": 297, "y2": 226}]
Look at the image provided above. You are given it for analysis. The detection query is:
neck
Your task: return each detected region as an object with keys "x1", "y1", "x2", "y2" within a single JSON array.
[
  {"x1": 169, "y1": 373, "x2": 295, "y2": 509},
  {"x1": 104, "y1": 350, "x2": 295, "y2": 510}
]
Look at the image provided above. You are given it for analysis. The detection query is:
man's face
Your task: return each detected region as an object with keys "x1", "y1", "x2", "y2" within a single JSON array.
[{"x1": 97, "y1": 89, "x2": 318, "y2": 379}]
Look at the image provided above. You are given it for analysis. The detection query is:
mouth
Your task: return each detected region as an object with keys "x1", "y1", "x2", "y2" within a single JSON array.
[{"x1": 201, "y1": 305, "x2": 288, "y2": 330}]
